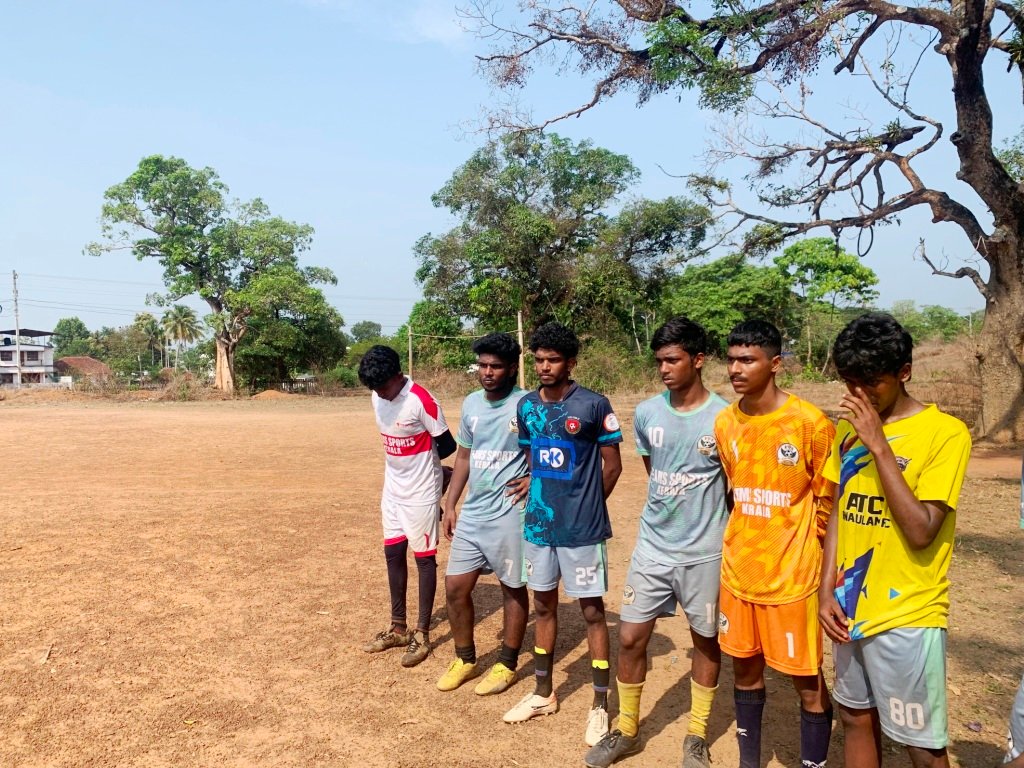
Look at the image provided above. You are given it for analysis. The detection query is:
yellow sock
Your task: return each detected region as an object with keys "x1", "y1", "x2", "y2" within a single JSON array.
[
  {"x1": 688, "y1": 680, "x2": 718, "y2": 740},
  {"x1": 616, "y1": 678, "x2": 644, "y2": 738}
]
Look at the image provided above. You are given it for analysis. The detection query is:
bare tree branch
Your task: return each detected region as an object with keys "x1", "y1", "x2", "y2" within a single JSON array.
[{"x1": 915, "y1": 238, "x2": 990, "y2": 297}]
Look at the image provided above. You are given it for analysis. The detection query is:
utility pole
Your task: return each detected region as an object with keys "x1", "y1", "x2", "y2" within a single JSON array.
[
  {"x1": 517, "y1": 310, "x2": 525, "y2": 390},
  {"x1": 13, "y1": 270, "x2": 22, "y2": 389},
  {"x1": 407, "y1": 325, "x2": 414, "y2": 379}
]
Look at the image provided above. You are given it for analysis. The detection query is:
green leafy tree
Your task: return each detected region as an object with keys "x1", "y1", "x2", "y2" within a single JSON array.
[
  {"x1": 234, "y1": 281, "x2": 347, "y2": 388},
  {"x1": 350, "y1": 320, "x2": 383, "y2": 343},
  {"x1": 90, "y1": 155, "x2": 334, "y2": 391},
  {"x1": 395, "y1": 300, "x2": 471, "y2": 370},
  {"x1": 416, "y1": 134, "x2": 708, "y2": 348},
  {"x1": 774, "y1": 238, "x2": 879, "y2": 370},
  {"x1": 133, "y1": 313, "x2": 165, "y2": 367},
  {"x1": 52, "y1": 317, "x2": 94, "y2": 358},
  {"x1": 662, "y1": 254, "x2": 793, "y2": 354},
  {"x1": 474, "y1": 1, "x2": 1024, "y2": 438}
]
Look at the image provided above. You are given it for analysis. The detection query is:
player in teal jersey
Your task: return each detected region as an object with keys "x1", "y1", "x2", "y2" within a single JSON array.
[
  {"x1": 585, "y1": 317, "x2": 729, "y2": 768},
  {"x1": 437, "y1": 333, "x2": 531, "y2": 696}
]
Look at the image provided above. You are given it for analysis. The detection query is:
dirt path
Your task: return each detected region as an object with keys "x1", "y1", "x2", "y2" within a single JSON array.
[{"x1": 0, "y1": 397, "x2": 1020, "y2": 767}]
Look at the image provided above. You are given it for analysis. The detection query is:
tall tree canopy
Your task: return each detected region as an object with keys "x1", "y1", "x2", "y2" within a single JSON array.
[
  {"x1": 90, "y1": 155, "x2": 337, "y2": 391},
  {"x1": 472, "y1": 0, "x2": 1024, "y2": 438},
  {"x1": 415, "y1": 132, "x2": 708, "y2": 342}
]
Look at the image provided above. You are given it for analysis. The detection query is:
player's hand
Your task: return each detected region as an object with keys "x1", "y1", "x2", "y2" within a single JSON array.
[
  {"x1": 505, "y1": 475, "x2": 530, "y2": 505},
  {"x1": 441, "y1": 508, "x2": 458, "y2": 541},
  {"x1": 441, "y1": 465, "x2": 453, "y2": 495},
  {"x1": 818, "y1": 590, "x2": 851, "y2": 644},
  {"x1": 839, "y1": 387, "x2": 887, "y2": 455}
]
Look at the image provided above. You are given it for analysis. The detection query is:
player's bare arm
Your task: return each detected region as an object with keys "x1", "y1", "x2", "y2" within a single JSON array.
[
  {"x1": 840, "y1": 387, "x2": 950, "y2": 549},
  {"x1": 817, "y1": 511, "x2": 850, "y2": 644},
  {"x1": 442, "y1": 445, "x2": 471, "y2": 540},
  {"x1": 641, "y1": 455, "x2": 652, "y2": 477},
  {"x1": 600, "y1": 443, "x2": 622, "y2": 499}
]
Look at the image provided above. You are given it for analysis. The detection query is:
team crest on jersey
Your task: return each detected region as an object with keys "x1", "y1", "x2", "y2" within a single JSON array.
[
  {"x1": 718, "y1": 612, "x2": 730, "y2": 634},
  {"x1": 622, "y1": 585, "x2": 635, "y2": 605},
  {"x1": 604, "y1": 413, "x2": 620, "y2": 432},
  {"x1": 525, "y1": 559, "x2": 534, "y2": 577},
  {"x1": 509, "y1": 416, "x2": 518, "y2": 433},
  {"x1": 777, "y1": 443, "x2": 799, "y2": 466},
  {"x1": 697, "y1": 435, "x2": 717, "y2": 456},
  {"x1": 895, "y1": 456, "x2": 911, "y2": 472},
  {"x1": 565, "y1": 417, "x2": 582, "y2": 435}
]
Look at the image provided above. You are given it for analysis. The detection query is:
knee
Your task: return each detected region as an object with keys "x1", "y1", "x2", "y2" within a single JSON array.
[
  {"x1": 533, "y1": 594, "x2": 557, "y2": 619},
  {"x1": 839, "y1": 705, "x2": 870, "y2": 730},
  {"x1": 580, "y1": 602, "x2": 606, "y2": 626},
  {"x1": 414, "y1": 554, "x2": 436, "y2": 571}
]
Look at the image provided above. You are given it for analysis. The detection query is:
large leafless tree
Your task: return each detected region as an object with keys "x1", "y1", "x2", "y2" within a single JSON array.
[{"x1": 469, "y1": 0, "x2": 1024, "y2": 440}]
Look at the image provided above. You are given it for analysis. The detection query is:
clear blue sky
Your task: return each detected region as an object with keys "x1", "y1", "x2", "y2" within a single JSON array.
[{"x1": 0, "y1": 0, "x2": 1003, "y2": 337}]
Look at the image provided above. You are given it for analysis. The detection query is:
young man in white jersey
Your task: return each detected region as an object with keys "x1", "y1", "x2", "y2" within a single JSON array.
[
  {"x1": 584, "y1": 317, "x2": 729, "y2": 768},
  {"x1": 358, "y1": 345, "x2": 457, "y2": 667},
  {"x1": 437, "y1": 332, "x2": 531, "y2": 695},
  {"x1": 819, "y1": 313, "x2": 971, "y2": 768}
]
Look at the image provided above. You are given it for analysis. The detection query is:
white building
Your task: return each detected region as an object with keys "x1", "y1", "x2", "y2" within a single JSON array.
[{"x1": 0, "y1": 329, "x2": 57, "y2": 386}]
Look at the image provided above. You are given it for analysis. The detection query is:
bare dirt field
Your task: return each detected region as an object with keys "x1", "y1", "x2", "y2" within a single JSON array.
[{"x1": 1, "y1": 389, "x2": 1021, "y2": 767}]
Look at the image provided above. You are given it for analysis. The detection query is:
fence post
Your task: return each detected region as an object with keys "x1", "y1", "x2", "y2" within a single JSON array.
[{"x1": 407, "y1": 325, "x2": 414, "y2": 379}]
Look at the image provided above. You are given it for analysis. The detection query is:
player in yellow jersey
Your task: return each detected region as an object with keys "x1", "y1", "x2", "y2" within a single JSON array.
[
  {"x1": 818, "y1": 313, "x2": 971, "y2": 768},
  {"x1": 714, "y1": 320, "x2": 836, "y2": 768}
]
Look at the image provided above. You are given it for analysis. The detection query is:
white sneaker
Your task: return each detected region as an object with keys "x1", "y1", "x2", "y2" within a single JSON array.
[
  {"x1": 585, "y1": 706, "x2": 610, "y2": 746},
  {"x1": 502, "y1": 692, "x2": 558, "y2": 723}
]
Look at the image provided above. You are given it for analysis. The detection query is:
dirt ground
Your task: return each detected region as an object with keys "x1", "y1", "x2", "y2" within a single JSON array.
[{"x1": 1, "y1": 391, "x2": 1021, "y2": 767}]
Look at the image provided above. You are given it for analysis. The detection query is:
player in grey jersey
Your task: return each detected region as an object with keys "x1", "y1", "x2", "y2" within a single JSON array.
[
  {"x1": 585, "y1": 317, "x2": 728, "y2": 768},
  {"x1": 437, "y1": 333, "x2": 531, "y2": 696}
]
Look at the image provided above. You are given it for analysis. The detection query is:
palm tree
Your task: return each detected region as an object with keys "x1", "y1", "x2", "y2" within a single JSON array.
[
  {"x1": 133, "y1": 312, "x2": 163, "y2": 366},
  {"x1": 161, "y1": 306, "x2": 203, "y2": 369}
]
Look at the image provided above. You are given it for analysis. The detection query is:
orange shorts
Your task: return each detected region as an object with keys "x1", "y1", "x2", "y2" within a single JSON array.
[{"x1": 718, "y1": 586, "x2": 822, "y2": 676}]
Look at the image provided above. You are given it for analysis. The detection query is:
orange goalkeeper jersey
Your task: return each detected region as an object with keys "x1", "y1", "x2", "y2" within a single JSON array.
[{"x1": 715, "y1": 394, "x2": 836, "y2": 605}]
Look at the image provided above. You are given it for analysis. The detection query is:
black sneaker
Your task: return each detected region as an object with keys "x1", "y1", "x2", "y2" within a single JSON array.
[
  {"x1": 681, "y1": 734, "x2": 711, "y2": 768},
  {"x1": 583, "y1": 729, "x2": 641, "y2": 768}
]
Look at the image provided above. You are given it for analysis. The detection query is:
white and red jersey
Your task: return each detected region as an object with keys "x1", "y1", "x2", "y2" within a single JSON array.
[{"x1": 371, "y1": 377, "x2": 450, "y2": 504}]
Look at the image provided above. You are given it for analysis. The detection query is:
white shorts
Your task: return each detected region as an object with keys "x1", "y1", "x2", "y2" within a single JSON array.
[
  {"x1": 381, "y1": 497, "x2": 439, "y2": 556},
  {"x1": 619, "y1": 552, "x2": 720, "y2": 637},
  {"x1": 524, "y1": 540, "x2": 607, "y2": 598},
  {"x1": 1007, "y1": 673, "x2": 1024, "y2": 763},
  {"x1": 447, "y1": 506, "x2": 526, "y2": 587},
  {"x1": 832, "y1": 627, "x2": 948, "y2": 749}
]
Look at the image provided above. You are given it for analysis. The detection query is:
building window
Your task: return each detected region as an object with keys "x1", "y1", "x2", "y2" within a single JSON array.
[
  {"x1": 0, "y1": 351, "x2": 11, "y2": 362},
  {"x1": 25, "y1": 351, "x2": 39, "y2": 362}
]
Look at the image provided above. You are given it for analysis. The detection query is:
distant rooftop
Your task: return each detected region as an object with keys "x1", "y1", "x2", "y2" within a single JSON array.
[{"x1": 0, "y1": 329, "x2": 53, "y2": 337}]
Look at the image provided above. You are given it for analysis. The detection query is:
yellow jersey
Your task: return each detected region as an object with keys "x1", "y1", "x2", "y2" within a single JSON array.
[
  {"x1": 823, "y1": 404, "x2": 971, "y2": 639},
  {"x1": 715, "y1": 395, "x2": 836, "y2": 604}
]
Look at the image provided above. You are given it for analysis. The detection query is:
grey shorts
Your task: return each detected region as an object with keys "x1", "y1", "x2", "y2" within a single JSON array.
[
  {"x1": 619, "y1": 551, "x2": 720, "y2": 637},
  {"x1": 833, "y1": 627, "x2": 948, "y2": 749},
  {"x1": 446, "y1": 506, "x2": 526, "y2": 587},
  {"x1": 524, "y1": 540, "x2": 608, "y2": 598},
  {"x1": 1007, "y1": 672, "x2": 1024, "y2": 763}
]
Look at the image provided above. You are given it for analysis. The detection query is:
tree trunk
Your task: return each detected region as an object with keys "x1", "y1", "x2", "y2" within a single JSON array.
[
  {"x1": 975, "y1": 246, "x2": 1024, "y2": 441},
  {"x1": 213, "y1": 335, "x2": 236, "y2": 392}
]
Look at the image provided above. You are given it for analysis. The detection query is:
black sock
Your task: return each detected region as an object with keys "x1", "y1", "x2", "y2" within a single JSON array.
[
  {"x1": 735, "y1": 687, "x2": 766, "y2": 768},
  {"x1": 498, "y1": 643, "x2": 519, "y2": 671},
  {"x1": 534, "y1": 650, "x2": 553, "y2": 697},
  {"x1": 455, "y1": 644, "x2": 476, "y2": 664},
  {"x1": 592, "y1": 664, "x2": 610, "y2": 709},
  {"x1": 800, "y1": 707, "x2": 833, "y2": 767},
  {"x1": 414, "y1": 554, "x2": 436, "y2": 632},
  {"x1": 383, "y1": 540, "x2": 408, "y2": 629}
]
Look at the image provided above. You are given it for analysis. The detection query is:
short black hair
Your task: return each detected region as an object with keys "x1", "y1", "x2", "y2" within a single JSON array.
[
  {"x1": 727, "y1": 319, "x2": 782, "y2": 358},
  {"x1": 529, "y1": 322, "x2": 579, "y2": 358},
  {"x1": 472, "y1": 332, "x2": 521, "y2": 366},
  {"x1": 833, "y1": 312, "x2": 913, "y2": 381},
  {"x1": 650, "y1": 316, "x2": 708, "y2": 356},
  {"x1": 358, "y1": 345, "x2": 402, "y2": 389}
]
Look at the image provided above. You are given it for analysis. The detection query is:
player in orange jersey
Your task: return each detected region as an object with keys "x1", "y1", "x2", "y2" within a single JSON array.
[{"x1": 714, "y1": 320, "x2": 836, "y2": 768}]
